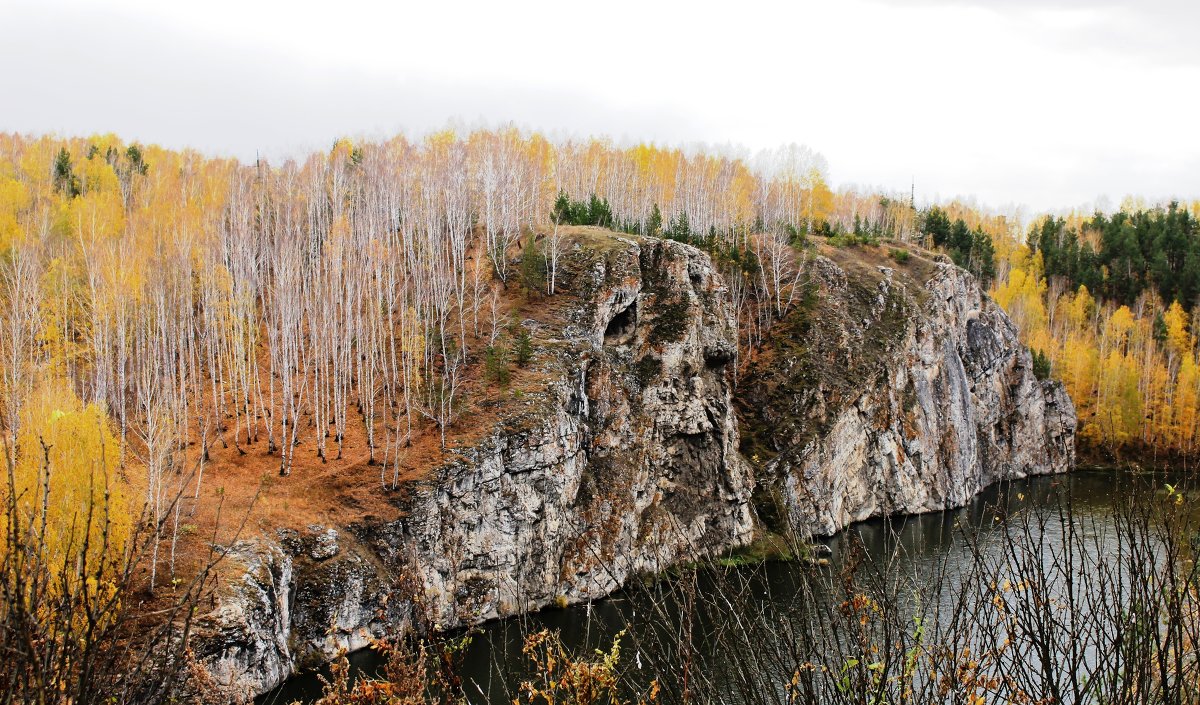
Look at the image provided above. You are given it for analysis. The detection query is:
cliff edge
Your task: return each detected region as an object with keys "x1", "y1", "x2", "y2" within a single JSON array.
[
  {"x1": 189, "y1": 229, "x2": 754, "y2": 700},
  {"x1": 189, "y1": 232, "x2": 1076, "y2": 701},
  {"x1": 738, "y1": 244, "x2": 1076, "y2": 537}
]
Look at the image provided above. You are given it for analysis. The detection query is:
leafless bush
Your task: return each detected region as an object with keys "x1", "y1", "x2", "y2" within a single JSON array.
[{"x1": 0, "y1": 446, "x2": 231, "y2": 705}]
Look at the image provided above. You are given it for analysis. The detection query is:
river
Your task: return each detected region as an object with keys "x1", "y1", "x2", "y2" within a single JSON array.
[{"x1": 261, "y1": 467, "x2": 1197, "y2": 704}]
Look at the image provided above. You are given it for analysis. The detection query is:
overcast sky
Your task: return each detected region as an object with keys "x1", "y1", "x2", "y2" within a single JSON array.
[{"x1": 2, "y1": 0, "x2": 1197, "y2": 212}]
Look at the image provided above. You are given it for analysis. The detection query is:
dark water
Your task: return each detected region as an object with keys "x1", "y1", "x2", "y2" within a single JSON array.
[{"x1": 260, "y1": 468, "x2": 1194, "y2": 704}]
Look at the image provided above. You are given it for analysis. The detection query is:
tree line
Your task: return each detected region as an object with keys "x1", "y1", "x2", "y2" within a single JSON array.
[
  {"x1": 952, "y1": 202, "x2": 1200, "y2": 460},
  {"x1": 1031, "y1": 204, "x2": 1200, "y2": 310}
]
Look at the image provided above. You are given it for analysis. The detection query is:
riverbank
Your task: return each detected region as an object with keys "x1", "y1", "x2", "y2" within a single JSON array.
[
  {"x1": 1077, "y1": 442, "x2": 1200, "y2": 472},
  {"x1": 263, "y1": 466, "x2": 1200, "y2": 704}
]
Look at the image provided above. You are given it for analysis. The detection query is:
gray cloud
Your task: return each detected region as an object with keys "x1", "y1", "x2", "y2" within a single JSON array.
[{"x1": 0, "y1": 4, "x2": 707, "y2": 162}]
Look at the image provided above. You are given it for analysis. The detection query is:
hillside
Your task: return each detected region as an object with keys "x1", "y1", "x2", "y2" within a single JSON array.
[
  {"x1": 0, "y1": 133, "x2": 1077, "y2": 703},
  {"x1": 190, "y1": 227, "x2": 756, "y2": 698},
  {"x1": 179, "y1": 229, "x2": 1075, "y2": 700}
]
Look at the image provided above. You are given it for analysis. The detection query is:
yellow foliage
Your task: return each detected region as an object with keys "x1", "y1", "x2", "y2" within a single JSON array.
[
  {"x1": 17, "y1": 136, "x2": 60, "y2": 199},
  {"x1": 4, "y1": 376, "x2": 131, "y2": 593},
  {"x1": 330, "y1": 137, "x2": 356, "y2": 161},
  {"x1": 78, "y1": 152, "x2": 122, "y2": 195},
  {"x1": 1097, "y1": 348, "x2": 1142, "y2": 446},
  {"x1": 60, "y1": 188, "x2": 126, "y2": 243},
  {"x1": 991, "y1": 267, "x2": 1047, "y2": 334},
  {"x1": 1174, "y1": 356, "x2": 1199, "y2": 450},
  {"x1": 992, "y1": 244, "x2": 1200, "y2": 456},
  {"x1": 0, "y1": 176, "x2": 29, "y2": 251},
  {"x1": 38, "y1": 256, "x2": 88, "y2": 374},
  {"x1": 804, "y1": 167, "x2": 835, "y2": 225},
  {"x1": 1065, "y1": 285, "x2": 1096, "y2": 331},
  {"x1": 424, "y1": 129, "x2": 458, "y2": 155},
  {"x1": 1162, "y1": 300, "x2": 1192, "y2": 360},
  {"x1": 1105, "y1": 306, "x2": 1135, "y2": 345}
]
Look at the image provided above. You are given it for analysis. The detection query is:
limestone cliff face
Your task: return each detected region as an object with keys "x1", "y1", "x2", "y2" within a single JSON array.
[
  {"x1": 189, "y1": 231, "x2": 755, "y2": 700},
  {"x1": 401, "y1": 234, "x2": 754, "y2": 628},
  {"x1": 738, "y1": 250, "x2": 1076, "y2": 537},
  {"x1": 191, "y1": 541, "x2": 293, "y2": 700},
  {"x1": 190, "y1": 236, "x2": 1078, "y2": 702},
  {"x1": 190, "y1": 529, "x2": 409, "y2": 700}
]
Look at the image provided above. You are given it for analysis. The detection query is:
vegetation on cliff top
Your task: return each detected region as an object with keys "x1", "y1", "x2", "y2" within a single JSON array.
[{"x1": 833, "y1": 194, "x2": 1200, "y2": 462}]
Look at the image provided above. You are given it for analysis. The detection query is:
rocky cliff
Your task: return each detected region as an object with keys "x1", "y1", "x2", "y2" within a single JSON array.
[
  {"x1": 189, "y1": 230, "x2": 755, "y2": 700},
  {"x1": 189, "y1": 233, "x2": 1076, "y2": 701},
  {"x1": 738, "y1": 246, "x2": 1076, "y2": 537}
]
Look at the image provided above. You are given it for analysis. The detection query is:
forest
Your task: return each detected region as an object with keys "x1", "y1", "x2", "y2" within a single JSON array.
[
  {"x1": 1, "y1": 128, "x2": 1198, "y2": 702},
  {"x1": 861, "y1": 194, "x2": 1200, "y2": 461},
  {"x1": 1, "y1": 130, "x2": 1197, "y2": 571},
  {"x1": 985, "y1": 204, "x2": 1200, "y2": 460},
  {"x1": 0, "y1": 130, "x2": 847, "y2": 657}
]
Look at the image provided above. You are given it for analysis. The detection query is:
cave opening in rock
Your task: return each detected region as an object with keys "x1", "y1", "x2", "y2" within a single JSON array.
[{"x1": 604, "y1": 301, "x2": 638, "y2": 346}]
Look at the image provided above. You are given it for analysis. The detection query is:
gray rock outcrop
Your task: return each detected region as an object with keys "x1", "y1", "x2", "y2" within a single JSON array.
[
  {"x1": 189, "y1": 231, "x2": 754, "y2": 700},
  {"x1": 739, "y1": 251, "x2": 1076, "y2": 537},
  {"x1": 189, "y1": 235, "x2": 1077, "y2": 701}
]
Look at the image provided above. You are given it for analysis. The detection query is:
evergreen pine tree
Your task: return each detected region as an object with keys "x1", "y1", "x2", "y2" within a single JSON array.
[
  {"x1": 53, "y1": 148, "x2": 79, "y2": 197},
  {"x1": 552, "y1": 191, "x2": 573, "y2": 225},
  {"x1": 513, "y1": 329, "x2": 534, "y2": 367},
  {"x1": 484, "y1": 345, "x2": 510, "y2": 385},
  {"x1": 667, "y1": 211, "x2": 691, "y2": 243},
  {"x1": 647, "y1": 203, "x2": 663, "y2": 236},
  {"x1": 520, "y1": 235, "x2": 547, "y2": 293}
]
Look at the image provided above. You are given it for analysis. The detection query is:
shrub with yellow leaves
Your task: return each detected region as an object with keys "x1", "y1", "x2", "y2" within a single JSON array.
[{"x1": 5, "y1": 375, "x2": 131, "y2": 597}]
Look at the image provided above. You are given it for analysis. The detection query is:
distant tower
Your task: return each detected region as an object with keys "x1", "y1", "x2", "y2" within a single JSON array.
[{"x1": 910, "y1": 177, "x2": 915, "y2": 209}]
